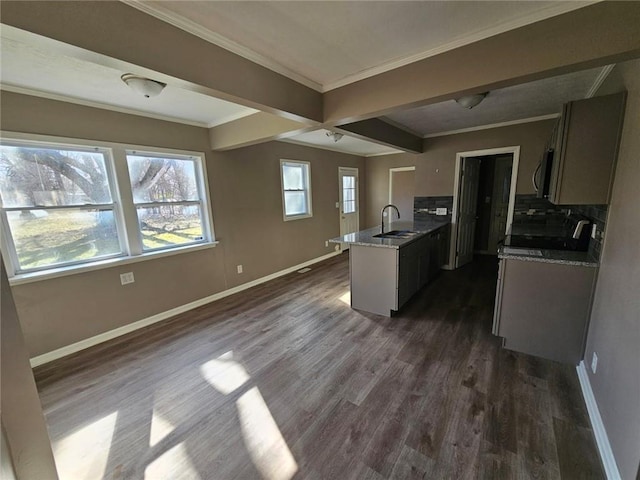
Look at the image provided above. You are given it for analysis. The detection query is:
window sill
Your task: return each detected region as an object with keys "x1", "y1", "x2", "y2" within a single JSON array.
[
  {"x1": 8, "y1": 241, "x2": 219, "y2": 286},
  {"x1": 283, "y1": 213, "x2": 313, "y2": 222}
]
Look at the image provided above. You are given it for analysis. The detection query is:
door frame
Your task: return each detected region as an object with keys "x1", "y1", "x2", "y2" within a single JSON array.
[
  {"x1": 338, "y1": 166, "x2": 360, "y2": 250},
  {"x1": 388, "y1": 166, "x2": 416, "y2": 203},
  {"x1": 449, "y1": 146, "x2": 520, "y2": 269}
]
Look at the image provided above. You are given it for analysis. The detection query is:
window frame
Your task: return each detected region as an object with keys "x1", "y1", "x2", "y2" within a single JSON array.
[
  {"x1": 341, "y1": 172, "x2": 357, "y2": 214},
  {"x1": 125, "y1": 149, "x2": 213, "y2": 253},
  {"x1": 280, "y1": 159, "x2": 313, "y2": 221},
  {"x1": 0, "y1": 131, "x2": 216, "y2": 283}
]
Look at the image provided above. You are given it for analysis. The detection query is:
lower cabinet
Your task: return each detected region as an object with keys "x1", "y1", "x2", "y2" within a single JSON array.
[
  {"x1": 493, "y1": 258, "x2": 596, "y2": 364},
  {"x1": 350, "y1": 226, "x2": 449, "y2": 317}
]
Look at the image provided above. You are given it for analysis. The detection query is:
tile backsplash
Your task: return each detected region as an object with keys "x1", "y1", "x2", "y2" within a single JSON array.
[
  {"x1": 513, "y1": 194, "x2": 608, "y2": 260},
  {"x1": 414, "y1": 196, "x2": 453, "y2": 217}
]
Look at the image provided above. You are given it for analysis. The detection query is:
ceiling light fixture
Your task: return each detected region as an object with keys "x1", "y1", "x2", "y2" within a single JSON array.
[
  {"x1": 455, "y1": 92, "x2": 489, "y2": 109},
  {"x1": 121, "y1": 73, "x2": 167, "y2": 98},
  {"x1": 326, "y1": 131, "x2": 344, "y2": 143}
]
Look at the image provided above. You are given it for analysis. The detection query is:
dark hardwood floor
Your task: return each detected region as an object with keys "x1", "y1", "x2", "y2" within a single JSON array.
[{"x1": 34, "y1": 253, "x2": 604, "y2": 480}]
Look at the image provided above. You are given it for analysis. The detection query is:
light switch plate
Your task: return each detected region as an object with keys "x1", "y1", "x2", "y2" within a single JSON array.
[{"x1": 591, "y1": 352, "x2": 598, "y2": 374}]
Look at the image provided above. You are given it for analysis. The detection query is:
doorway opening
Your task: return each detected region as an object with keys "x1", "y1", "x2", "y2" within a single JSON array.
[
  {"x1": 450, "y1": 147, "x2": 520, "y2": 269},
  {"x1": 389, "y1": 167, "x2": 415, "y2": 221},
  {"x1": 338, "y1": 167, "x2": 359, "y2": 251}
]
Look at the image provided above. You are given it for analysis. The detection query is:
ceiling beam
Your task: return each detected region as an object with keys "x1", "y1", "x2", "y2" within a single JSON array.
[
  {"x1": 209, "y1": 112, "x2": 311, "y2": 151},
  {"x1": 337, "y1": 119, "x2": 423, "y2": 153},
  {"x1": 0, "y1": 0, "x2": 323, "y2": 124},
  {"x1": 324, "y1": 2, "x2": 640, "y2": 124}
]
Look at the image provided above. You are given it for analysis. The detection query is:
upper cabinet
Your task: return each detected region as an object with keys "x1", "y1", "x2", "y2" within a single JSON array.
[{"x1": 549, "y1": 92, "x2": 626, "y2": 205}]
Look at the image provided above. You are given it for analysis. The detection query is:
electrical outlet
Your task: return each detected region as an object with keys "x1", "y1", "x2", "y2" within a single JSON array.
[
  {"x1": 237, "y1": 265, "x2": 243, "y2": 274},
  {"x1": 120, "y1": 272, "x2": 134, "y2": 285},
  {"x1": 335, "y1": 202, "x2": 340, "y2": 209},
  {"x1": 325, "y1": 241, "x2": 329, "y2": 247},
  {"x1": 436, "y1": 207, "x2": 447, "y2": 216},
  {"x1": 591, "y1": 224, "x2": 597, "y2": 239},
  {"x1": 591, "y1": 352, "x2": 598, "y2": 374}
]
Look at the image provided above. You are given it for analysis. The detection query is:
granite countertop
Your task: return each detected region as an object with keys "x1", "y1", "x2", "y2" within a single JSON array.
[
  {"x1": 329, "y1": 217, "x2": 450, "y2": 250},
  {"x1": 498, "y1": 245, "x2": 598, "y2": 267},
  {"x1": 502, "y1": 222, "x2": 598, "y2": 267}
]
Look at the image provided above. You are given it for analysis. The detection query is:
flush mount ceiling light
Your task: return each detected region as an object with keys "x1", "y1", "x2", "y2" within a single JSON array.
[
  {"x1": 455, "y1": 92, "x2": 489, "y2": 109},
  {"x1": 121, "y1": 73, "x2": 167, "y2": 98},
  {"x1": 326, "y1": 131, "x2": 344, "y2": 143}
]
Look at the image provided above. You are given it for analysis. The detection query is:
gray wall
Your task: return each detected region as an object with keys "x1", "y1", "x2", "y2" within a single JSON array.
[
  {"x1": 1, "y1": 92, "x2": 365, "y2": 357},
  {"x1": 364, "y1": 120, "x2": 554, "y2": 228},
  {"x1": 583, "y1": 59, "x2": 640, "y2": 480},
  {"x1": 1, "y1": 258, "x2": 58, "y2": 479}
]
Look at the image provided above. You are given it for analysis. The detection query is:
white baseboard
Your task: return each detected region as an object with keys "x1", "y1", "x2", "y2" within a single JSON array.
[
  {"x1": 576, "y1": 361, "x2": 622, "y2": 480},
  {"x1": 30, "y1": 251, "x2": 341, "y2": 368}
]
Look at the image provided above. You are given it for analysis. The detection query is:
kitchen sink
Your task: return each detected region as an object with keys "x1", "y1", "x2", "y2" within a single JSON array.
[{"x1": 373, "y1": 230, "x2": 418, "y2": 239}]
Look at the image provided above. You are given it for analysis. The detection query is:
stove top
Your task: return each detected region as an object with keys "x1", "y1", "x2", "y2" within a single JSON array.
[{"x1": 504, "y1": 234, "x2": 588, "y2": 252}]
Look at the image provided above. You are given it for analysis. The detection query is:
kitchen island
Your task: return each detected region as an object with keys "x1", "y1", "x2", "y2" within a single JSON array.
[{"x1": 330, "y1": 218, "x2": 450, "y2": 316}]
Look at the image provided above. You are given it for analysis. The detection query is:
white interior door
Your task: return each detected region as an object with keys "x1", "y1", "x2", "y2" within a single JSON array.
[
  {"x1": 456, "y1": 157, "x2": 480, "y2": 268},
  {"x1": 339, "y1": 167, "x2": 359, "y2": 250}
]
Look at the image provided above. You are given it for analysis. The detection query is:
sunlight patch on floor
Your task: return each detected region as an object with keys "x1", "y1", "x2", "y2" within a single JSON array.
[
  {"x1": 53, "y1": 411, "x2": 118, "y2": 480},
  {"x1": 237, "y1": 387, "x2": 298, "y2": 480},
  {"x1": 144, "y1": 442, "x2": 201, "y2": 480},
  {"x1": 149, "y1": 410, "x2": 175, "y2": 447},
  {"x1": 200, "y1": 351, "x2": 250, "y2": 394},
  {"x1": 338, "y1": 290, "x2": 351, "y2": 305}
]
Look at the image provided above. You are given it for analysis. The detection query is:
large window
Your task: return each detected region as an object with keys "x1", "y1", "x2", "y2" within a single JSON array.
[
  {"x1": 0, "y1": 136, "x2": 214, "y2": 278},
  {"x1": 280, "y1": 160, "x2": 312, "y2": 220}
]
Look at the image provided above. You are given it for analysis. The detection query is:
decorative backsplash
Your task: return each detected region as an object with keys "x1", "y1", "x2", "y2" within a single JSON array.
[
  {"x1": 513, "y1": 194, "x2": 608, "y2": 259},
  {"x1": 414, "y1": 196, "x2": 453, "y2": 217}
]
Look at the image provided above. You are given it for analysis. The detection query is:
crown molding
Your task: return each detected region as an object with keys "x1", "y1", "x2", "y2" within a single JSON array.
[
  {"x1": 586, "y1": 64, "x2": 615, "y2": 98},
  {"x1": 279, "y1": 137, "x2": 400, "y2": 158},
  {"x1": 423, "y1": 114, "x2": 560, "y2": 139},
  {"x1": 365, "y1": 150, "x2": 406, "y2": 158},
  {"x1": 1, "y1": 84, "x2": 211, "y2": 128},
  {"x1": 121, "y1": 0, "x2": 323, "y2": 92}
]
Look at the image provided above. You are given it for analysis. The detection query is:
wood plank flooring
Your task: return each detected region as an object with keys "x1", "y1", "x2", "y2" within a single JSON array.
[{"x1": 34, "y1": 253, "x2": 604, "y2": 480}]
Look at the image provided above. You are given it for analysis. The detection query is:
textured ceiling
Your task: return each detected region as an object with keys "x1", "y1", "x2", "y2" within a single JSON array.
[
  {"x1": 0, "y1": 35, "x2": 257, "y2": 128},
  {"x1": 385, "y1": 67, "x2": 606, "y2": 137}
]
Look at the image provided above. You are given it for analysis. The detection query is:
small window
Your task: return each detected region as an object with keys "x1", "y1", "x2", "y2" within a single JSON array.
[
  {"x1": 342, "y1": 174, "x2": 356, "y2": 214},
  {"x1": 280, "y1": 160, "x2": 312, "y2": 220},
  {"x1": 0, "y1": 142, "x2": 123, "y2": 273},
  {"x1": 126, "y1": 152, "x2": 208, "y2": 251}
]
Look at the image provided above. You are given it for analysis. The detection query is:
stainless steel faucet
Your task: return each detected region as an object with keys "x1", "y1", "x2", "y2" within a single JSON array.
[
  {"x1": 573, "y1": 220, "x2": 590, "y2": 239},
  {"x1": 381, "y1": 204, "x2": 400, "y2": 234}
]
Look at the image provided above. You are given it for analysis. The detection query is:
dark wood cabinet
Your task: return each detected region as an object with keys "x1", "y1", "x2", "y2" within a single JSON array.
[{"x1": 549, "y1": 92, "x2": 626, "y2": 205}]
